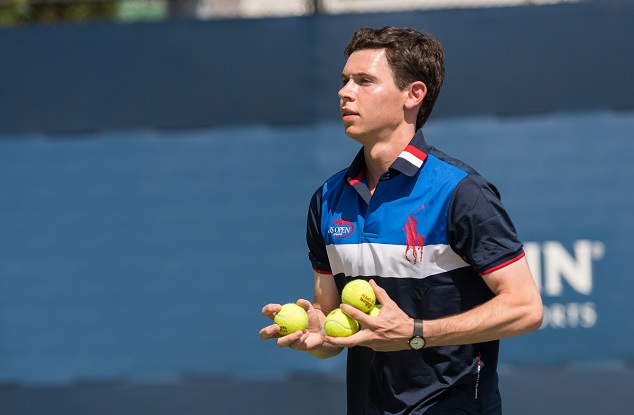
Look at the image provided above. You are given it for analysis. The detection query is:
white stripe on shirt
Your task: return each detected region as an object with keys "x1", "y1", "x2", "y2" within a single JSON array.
[{"x1": 326, "y1": 242, "x2": 469, "y2": 279}]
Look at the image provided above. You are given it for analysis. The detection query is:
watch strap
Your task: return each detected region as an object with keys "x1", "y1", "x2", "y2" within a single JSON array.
[{"x1": 413, "y1": 319, "x2": 423, "y2": 337}]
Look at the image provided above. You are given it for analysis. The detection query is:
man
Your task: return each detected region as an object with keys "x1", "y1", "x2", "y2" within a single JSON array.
[{"x1": 260, "y1": 26, "x2": 543, "y2": 414}]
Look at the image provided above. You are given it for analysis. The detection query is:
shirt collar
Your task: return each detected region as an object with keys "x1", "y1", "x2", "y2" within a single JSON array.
[{"x1": 345, "y1": 129, "x2": 431, "y2": 185}]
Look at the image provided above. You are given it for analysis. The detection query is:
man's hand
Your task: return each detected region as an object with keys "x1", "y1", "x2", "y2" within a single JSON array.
[
  {"x1": 324, "y1": 280, "x2": 413, "y2": 352},
  {"x1": 259, "y1": 299, "x2": 333, "y2": 354}
]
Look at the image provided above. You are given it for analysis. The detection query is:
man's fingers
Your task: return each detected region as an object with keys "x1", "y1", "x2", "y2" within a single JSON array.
[
  {"x1": 340, "y1": 303, "x2": 371, "y2": 327},
  {"x1": 275, "y1": 330, "x2": 304, "y2": 348},
  {"x1": 261, "y1": 303, "x2": 281, "y2": 319},
  {"x1": 369, "y1": 279, "x2": 394, "y2": 307},
  {"x1": 324, "y1": 330, "x2": 366, "y2": 348},
  {"x1": 259, "y1": 323, "x2": 281, "y2": 340}
]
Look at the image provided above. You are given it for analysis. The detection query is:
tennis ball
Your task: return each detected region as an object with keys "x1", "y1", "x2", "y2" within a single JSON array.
[
  {"x1": 342, "y1": 279, "x2": 376, "y2": 313},
  {"x1": 324, "y1": 308, "x2": 359, "y2": 337},
  {"x1": 274, "y1": 303, "x2": 308, "y2": 336},
  {"x1": 368, "y1": 304, "x2": 382, "y2": 317}
]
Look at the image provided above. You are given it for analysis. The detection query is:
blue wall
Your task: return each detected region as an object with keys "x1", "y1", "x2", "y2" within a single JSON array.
[
  {"x1": 1, "y1": 2, "x2": 634, "y2": 414},
  {"x1": 1, "y1": 111, "x2": 633, "y2": 385},
  {"x1": 1, "y1": 1, "x2": 633, "y2": 134}
]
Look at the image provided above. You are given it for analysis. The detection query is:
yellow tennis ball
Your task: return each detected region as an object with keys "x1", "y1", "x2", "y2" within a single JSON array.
[
  {"x1": 368, "y1": 304, "x2": 382, "y2": 317},
  {"x1": 324, "y1": 308, "x2": 359, "y2": 337},
  {"x1": 342, "y1": 279, "x2": 376, "y2": 313},
  {"x1": 274, "y1": 303, "x2": 308, "y2": 336}
]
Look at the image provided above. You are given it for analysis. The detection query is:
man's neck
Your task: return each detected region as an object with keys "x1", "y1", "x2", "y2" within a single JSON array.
[{"x1": 362, "y1": 128, "x2": 416, "y2": 193}]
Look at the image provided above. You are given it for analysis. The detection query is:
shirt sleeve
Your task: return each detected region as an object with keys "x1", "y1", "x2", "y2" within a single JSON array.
[
  {"x1": 448, "y1": 174, "x2": 524, "y2": 276},
  {"x1": 306, "y1": 185, "x2": 332, "y2": 274}
]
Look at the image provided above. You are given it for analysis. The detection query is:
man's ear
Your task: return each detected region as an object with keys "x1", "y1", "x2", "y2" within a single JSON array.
[{"x1": 404, "y1": 81, "x2": 427, "y2": 110}]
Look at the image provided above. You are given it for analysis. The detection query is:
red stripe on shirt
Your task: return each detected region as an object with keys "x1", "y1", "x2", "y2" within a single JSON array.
[
  {"x1": 479, "y1": 252, "x2": 525, "y2": 276},
  {"x1": 348, "y1": 167, "x2": 365, "y2": 186},
  {"x1": 404, "y1": 145, "x2": 428, "y2": 163},
  {"x1": 313, "y1": 266, "x2": 333, "y2": 275}
]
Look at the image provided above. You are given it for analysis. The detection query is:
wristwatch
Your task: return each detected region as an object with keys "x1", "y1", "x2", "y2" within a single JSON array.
[{"x1": 408, "y1": 319, "x2": 426, "y2": 350}]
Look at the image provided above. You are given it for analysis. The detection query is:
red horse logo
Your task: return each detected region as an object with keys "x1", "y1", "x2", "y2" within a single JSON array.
[{"x1": 404, "y1": 204, "x2": 425, "y2": 264}]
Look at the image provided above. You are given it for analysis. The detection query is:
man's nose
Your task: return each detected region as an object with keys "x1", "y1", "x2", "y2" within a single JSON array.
[{"x1": 338, "y1": 81, "x2": 354, "y2": 100}]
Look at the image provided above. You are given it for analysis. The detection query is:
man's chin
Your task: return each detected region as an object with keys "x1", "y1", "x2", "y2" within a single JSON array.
[
  {"x1": 343, "y1": 125, "x2": 363, "y2": 141},
  {"x1": 344, "y1": 132, "x2": 364, "y2": 144},
  {"x1": 345, "y1": 131, "x2": 377, "y2": 148}
]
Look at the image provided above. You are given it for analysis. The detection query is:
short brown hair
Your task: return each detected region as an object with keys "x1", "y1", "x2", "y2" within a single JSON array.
[{"x1": 344, "y1": 26, "x2": 445, "y2": 129}]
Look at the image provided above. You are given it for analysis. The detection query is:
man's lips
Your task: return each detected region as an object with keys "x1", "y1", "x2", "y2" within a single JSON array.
[{"x1": 341, "y1": 108, "x2": 359, "y2": 119}]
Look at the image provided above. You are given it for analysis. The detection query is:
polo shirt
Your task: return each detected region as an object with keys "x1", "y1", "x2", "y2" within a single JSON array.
[{"x1": 306, "y1": 130, "x2": 525, "y2": 415}]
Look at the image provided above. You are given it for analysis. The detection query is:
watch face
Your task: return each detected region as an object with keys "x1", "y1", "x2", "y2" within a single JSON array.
[{"x1": 409, "y1": 336, "x2": 425, "y2": 350}]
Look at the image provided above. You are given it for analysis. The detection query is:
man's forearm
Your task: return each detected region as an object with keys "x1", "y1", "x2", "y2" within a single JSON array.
[{"x1": 423, "y1": 288, "x2": 543, "y2": 347}]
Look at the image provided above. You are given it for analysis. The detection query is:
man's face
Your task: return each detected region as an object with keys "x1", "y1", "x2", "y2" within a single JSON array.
[{"x1": 339, "y1": 48, "x2": 407, "y2": 142}]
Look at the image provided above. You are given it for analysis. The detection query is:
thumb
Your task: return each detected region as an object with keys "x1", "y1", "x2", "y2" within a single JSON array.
[
  {"x1": 297, "y1": 298, "x2": 321, "y2": 329},
  {"x1": 296, "y1": 298, "x2": 312, "y2": 311}
]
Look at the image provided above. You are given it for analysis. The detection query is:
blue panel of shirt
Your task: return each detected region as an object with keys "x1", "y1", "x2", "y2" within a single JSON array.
[{"x1": 320, "y1": 154, "x2": 468, "y2": 247}]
